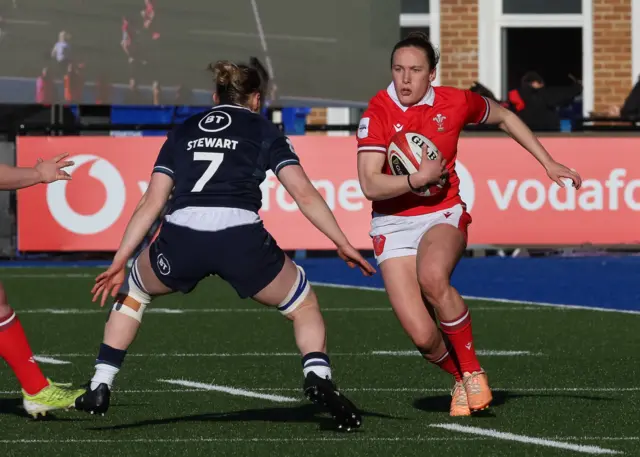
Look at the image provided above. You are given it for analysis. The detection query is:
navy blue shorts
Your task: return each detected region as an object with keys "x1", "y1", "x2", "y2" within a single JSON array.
[{"x1": 149, "y1": 221, "x2": 285, "y2": 298}]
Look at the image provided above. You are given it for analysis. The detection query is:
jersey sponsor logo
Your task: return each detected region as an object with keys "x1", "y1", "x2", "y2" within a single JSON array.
[
  {"x1": 372, "y1": 234, "x2": 386, "y2": 257},
  {"x1": 198, "y1": 110, "x2": 232, "y2": 133},
  {"x1": 156, "y1": 253, "x2": 171, "y2": 275},
  {"x1": 443, "y1": 211, "x2": 453, "y2": 219},
  {"x1": 357, "y1": 117, "x2": 370, "y2": 139},
  {"x1": 394, "y1": 123, "x2": 403, "y2": 132},
  {"x1": 433, "y1": 114, "x2": 446, "y2": 132}
]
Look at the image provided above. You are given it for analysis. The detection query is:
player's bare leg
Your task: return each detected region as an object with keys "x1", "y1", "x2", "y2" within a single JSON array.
[
  {"x1": 253, "y1": 256, "x2": 362, "y2": 431},
  {"x1": 379, "y1": 256, "x2": 469, "y2": 416},
  {"x1": 416, "y1": 224, "x2": 492, "y2": 412},
  {"x1": 0, "y1": 282, "x2": 84, "y2": 417},
  {"x1": 76, "y1": 247, "x2": 170, "y2": 415}
]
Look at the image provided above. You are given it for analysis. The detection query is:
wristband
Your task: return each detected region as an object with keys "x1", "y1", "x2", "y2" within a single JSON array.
[{"x1": 407, "y1": 174, "x2": 422, "y2": 192}]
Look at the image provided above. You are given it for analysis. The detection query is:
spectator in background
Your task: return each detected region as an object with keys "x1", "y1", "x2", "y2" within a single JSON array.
[
  {"x1": 121, "y1": 17, "x2": 134, "y2": 63},
  {"x1": 174, "y1": 84, "x2": 190, "y2": 105},
  {"x1": 124, "y1": 78, "x2": 143, "y2": 104},
  {"x1": 63, "y1": 63, "x2": 83, "y2": 104},
  {"x1": 609, "y1": 75, "x2": 640, "y2": 119},
  {"x1": 36, "y1": 67, "x2": 54, "y2": 104},
  {"x1": 51, "y1": 31, "x2": 71, "y2": 77},
  {"x1": 151, "y1": 80, "x2": 162, "y2": 105},
  {"x1": 141, "y1": 0, "x2": 160, "y2": 40},
  {"x1": 469, "y1": 81, "x2": 499, "y2": 103},
  {"x1": 507, "y1": 72, "x2": 582, "y2": 131},
  {"x1": 95, "y1": 73, "x2": 111, "y2": 105}
]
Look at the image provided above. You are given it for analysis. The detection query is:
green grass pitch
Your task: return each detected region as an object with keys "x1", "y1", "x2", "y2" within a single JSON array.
[{"x1": 0, "y1": 268, "x2": 638, "y2": 456}]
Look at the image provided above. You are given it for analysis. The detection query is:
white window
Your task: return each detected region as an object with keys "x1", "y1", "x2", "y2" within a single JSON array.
[
  {"x1": 399, "y1": 0, "x2": 441, "y2": 86},
  {"x1": 479, "y1": 0, "x2": 593, "y2": 116}
]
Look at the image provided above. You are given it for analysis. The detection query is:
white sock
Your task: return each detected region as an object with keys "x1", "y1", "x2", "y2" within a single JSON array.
[
  {"x1": 302, "y1": 353, "x2": 332, "y2": 380},
  {"x1": 91, "y1": 363, "x2": 120, "y2": 390}
]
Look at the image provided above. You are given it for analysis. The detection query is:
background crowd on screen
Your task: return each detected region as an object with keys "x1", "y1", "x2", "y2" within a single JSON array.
[
  {"x1": 30, "y1": 0, "x2": 180, "y2": 107},
  {"x1": 7, "y1": 0, "x2": 640, "y2": 130}
]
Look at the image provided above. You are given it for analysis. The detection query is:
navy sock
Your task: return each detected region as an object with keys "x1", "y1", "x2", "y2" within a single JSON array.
[{"x1": 302, "y1": 351, "x2": 332, "y2": 380}]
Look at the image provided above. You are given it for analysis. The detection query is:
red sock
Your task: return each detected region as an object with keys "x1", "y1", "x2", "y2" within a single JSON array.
[
  {"x1": 0, "y1": 310, "x2": 49, "y2": 395},
  {"x1": 439, "y1": 306, "x2": 482, "y2": 374},
  {"x1": 431, "y1": 350, "x2": 462, "y2": 382}
]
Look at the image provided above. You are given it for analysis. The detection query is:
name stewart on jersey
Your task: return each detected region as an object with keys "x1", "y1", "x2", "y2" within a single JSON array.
[
  {"x1": 152, "y1": 104, "x2": 300, "y2": 214},
  {"x1": 186, "y1": 137, "x2": 239, "y2": 151}
]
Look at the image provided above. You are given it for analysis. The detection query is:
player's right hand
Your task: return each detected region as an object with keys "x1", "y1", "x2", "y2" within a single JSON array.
[
  {"x1": 336, "y1": 243, "x2": 377, "y2": 277},
  {"x1": 412, "y1": 144, "x2": 447, "y2": 187},
  {"x1": 34, "y1": 153, "x2": 74, "y2": 183},
  {"x1": 91, "y1": 264, "x2": 126, "y2": 307}
]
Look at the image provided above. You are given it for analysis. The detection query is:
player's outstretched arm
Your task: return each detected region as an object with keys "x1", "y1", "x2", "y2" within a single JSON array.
[
  {"x1": 357, "y1": 148, "x2": 446, "y2": 201},
  {"x1": 277, "y1": 165, "x2": 376, "y2": 276},
  {"x1": 485, "y1": 98, "x2": 582, "y2": 189},
  {"x1": 110, "y1": 172, "x2": 173, "y2": 270},
  {"x1": 0, "y1": 153, "x2": 73, "y2": 190}
]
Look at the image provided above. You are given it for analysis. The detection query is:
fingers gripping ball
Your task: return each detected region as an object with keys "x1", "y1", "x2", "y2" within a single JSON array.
[{"x1": 387, "y1": 132, "x2": 448, "y2": 196}]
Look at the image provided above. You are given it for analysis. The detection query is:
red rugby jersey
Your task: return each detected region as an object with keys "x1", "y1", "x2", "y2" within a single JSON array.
[{"x1": 357, "y1": 83, "x2": 489, "y2": 216}]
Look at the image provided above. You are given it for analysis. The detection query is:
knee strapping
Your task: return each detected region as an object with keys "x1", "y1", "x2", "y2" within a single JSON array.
[
  {"x1": 277, "y1": 265, "x2": 310, "y2": 316},
  {"x1": 112, "y1": 258, "x2": 151, "y2": 323}
]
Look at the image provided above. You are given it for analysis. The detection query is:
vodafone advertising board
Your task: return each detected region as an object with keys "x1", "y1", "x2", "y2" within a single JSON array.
[{"x1": 16, "y1": 136, "x2": 640, "y2": 251}]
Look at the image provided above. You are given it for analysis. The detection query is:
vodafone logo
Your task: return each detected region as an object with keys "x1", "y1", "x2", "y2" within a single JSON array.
[
  {"x1": 46, "y1": 155, "x2": 126, "y2": 235},
  {"x1": 455, "y1": 161, "x2": 475, "y2": 212}
]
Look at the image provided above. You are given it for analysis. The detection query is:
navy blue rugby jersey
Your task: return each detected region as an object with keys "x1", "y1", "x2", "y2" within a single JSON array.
[{"x1": 153, "y1": 104, "x2": 300, "y2": 213}]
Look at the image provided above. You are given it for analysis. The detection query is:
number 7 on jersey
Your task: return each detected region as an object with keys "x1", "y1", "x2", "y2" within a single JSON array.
[{"x1": 191, "y1": 152, "x2": 224, "y2": 192}]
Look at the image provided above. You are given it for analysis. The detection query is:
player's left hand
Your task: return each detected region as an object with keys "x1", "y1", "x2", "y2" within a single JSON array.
[
  {"x1": 337, "y1": 243, "x2": 377, "y2": 277},
  {"x1": 545, "y1": 161, "x2": 582, "y2": 190},
  {"x1": 91, "y1": 264, "x2": 126, "y2": 307}
]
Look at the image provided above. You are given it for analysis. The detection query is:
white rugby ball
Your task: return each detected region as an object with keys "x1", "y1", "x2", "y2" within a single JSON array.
[{"x1": 387, "y1": 131, "x2": 447, "y2": 197}]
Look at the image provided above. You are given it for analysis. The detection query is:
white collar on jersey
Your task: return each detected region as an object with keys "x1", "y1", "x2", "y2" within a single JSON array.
[
  {"x1": 214, "y1": 103, "x2": 252, "y2": 111},
  {"x1": 386, "y1": 82, "x2": 435, "y2": 111}
]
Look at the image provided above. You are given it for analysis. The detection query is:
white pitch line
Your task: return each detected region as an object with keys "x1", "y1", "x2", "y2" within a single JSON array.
[
  {"x1": 0, "y1": 436, "x2": 635, "y2": 444},
  {"x1": 37, "y1": 350, "x2": 538, "y2": 358},
  {"x1": 5, "y1": 19, "x2": 50, "y2": 26},
  {"x1": 32, "y1": 355, "x2": 70, "y2": 365},
  {"x1": 189, "y1": 29, "x2": 337, "y2": 44},
  {"x1": 12, "y1": 306, "x2": 556, "y2": 314},
  {"x1": 148, "y1": 308, "x2": 184, "y2": 314},
  {"x1": 2, "y1": 273, "x2": 638, "y2": 315},
  {"x1": 0, "y1": 273, "x2": 94, "y2": 278},
  {"x1": 0, "y1": 437, "x2": 522, "y2": 444},
  {"x1": 249, "y1": 0, "x2": 275, "y2": 80},
  {"x1": 429, "y1": 424, "x2": 621, "y2": 455},
  {"x1": 373, "y1": 350, "x2": 538, "y2": 356},
  {"x1": 157, "y1": 379, "x2": 298, "y2": 403},
  {"x1": 311, "y1": 282, "x2": 640, "y2": 316},
  {"x1": 1, "y1": 386, "x2": 639, "y2": 395}
]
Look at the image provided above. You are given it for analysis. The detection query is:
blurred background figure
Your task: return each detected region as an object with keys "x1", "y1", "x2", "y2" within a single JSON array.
[
  {"x1": 95, "y1": 73, "x2": 112, "y2": 105},
  {"x1": 35, "y1": 67, "x2": 54, "y2": 105},
  {"x1": 123, "y1": 77, "x2": 143, "y2": 104},
  {"x1": 50, "y1": 31, "x2": 71, "y2": 79},
  {"x1": 609, "y1": 75, "x2": 640, "y2": 119},
  {"x1": 63, "y1": 63, "x2": 84, "y2": 104},
  {"x1": 507, "y1": 71, "x2": 582, "y2": 131},
  {"x1": 151, "y1": 80, "x2": 161, "y2": 105}
]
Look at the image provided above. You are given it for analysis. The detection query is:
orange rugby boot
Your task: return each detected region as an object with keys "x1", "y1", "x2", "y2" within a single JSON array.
[
  {"x1": 450, "y1": 381, "x2": 471, "y2": 417},
  {"x1": 462, "y1": 370, "x2": 493, "y2": 412}
]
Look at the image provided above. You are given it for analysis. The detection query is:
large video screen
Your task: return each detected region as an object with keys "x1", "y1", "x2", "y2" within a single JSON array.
[{"x1": 0, "y1": 0, "x2": 400, "y2": 106}]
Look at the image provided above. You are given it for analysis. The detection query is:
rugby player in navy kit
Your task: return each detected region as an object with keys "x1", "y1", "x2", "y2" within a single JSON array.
[{"x1": 75, "y1": 60, "x2": 376, "y2": 431}]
